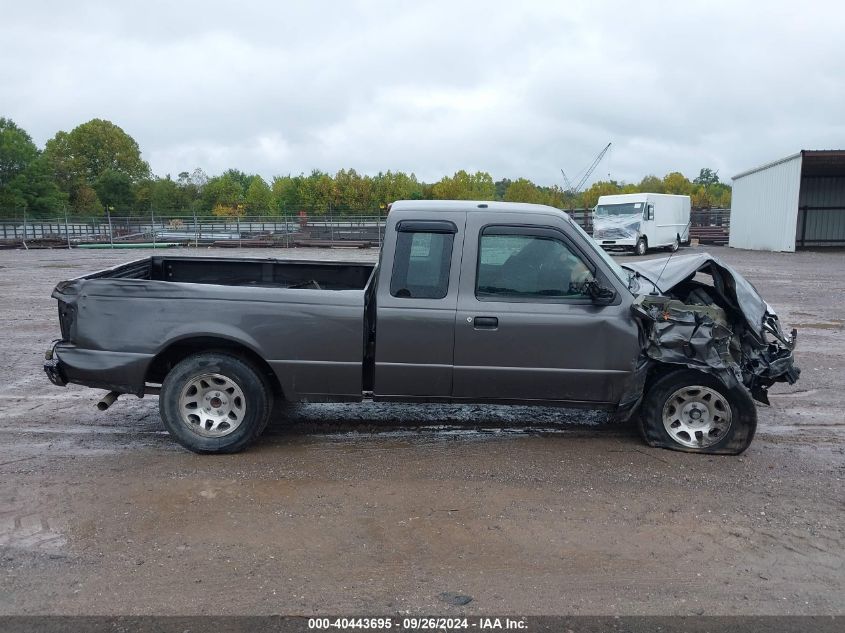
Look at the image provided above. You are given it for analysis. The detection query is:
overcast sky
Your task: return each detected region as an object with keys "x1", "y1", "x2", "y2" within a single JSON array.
[{"x1": 2, "y1": 1, "x2": 843, "y2": 187}]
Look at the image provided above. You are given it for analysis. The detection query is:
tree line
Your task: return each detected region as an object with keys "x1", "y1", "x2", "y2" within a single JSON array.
[{"x1": 0, "y1": 117, "x2": 731, "y2": 218}]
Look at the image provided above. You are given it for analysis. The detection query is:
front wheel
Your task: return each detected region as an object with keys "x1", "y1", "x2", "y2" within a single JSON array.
[
  {"x1": 634, "y1": 238, "x2": 647, "y2": 256},
  {"x1": 160, "y1": 352, "x2": 273, "y2": 453},
  {"x1": 639, "y1": 369, "x2": 756, "y2": 455}
]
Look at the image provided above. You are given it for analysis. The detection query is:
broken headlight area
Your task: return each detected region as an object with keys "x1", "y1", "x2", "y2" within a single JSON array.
[
  {"x1": 633, "y1": 291, "x2": 799, "y2": 405},
  {"x1": 624, "y1": 253, "x2": 800, "y2": 405},
  {"x1": 739, "y1": 323, "x2": 800, "y2": 404}
]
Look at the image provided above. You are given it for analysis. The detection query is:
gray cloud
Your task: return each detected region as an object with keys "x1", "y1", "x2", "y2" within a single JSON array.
[{"x1": 2, "y1": 0, "x2": 843, "y2": 186}]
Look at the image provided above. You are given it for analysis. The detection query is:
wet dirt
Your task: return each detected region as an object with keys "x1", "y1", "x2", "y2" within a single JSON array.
[{"x1": 0, "y1": 245, "x2": 843, "y2": 615}]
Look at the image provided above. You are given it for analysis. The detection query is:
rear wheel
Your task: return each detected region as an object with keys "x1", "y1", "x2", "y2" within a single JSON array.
[
  {"x1": 639, "y1": 369, "x2": 756, "y2": 454},
  {"x1": 668, "y1": 236, "x2": 680, "y2": 252},
  {"x1": 635, "y1": 237, "x2": 647, "y2": 256},
  {"x1": 160, "y1": 352, "x2": 272, "y2": 453}
]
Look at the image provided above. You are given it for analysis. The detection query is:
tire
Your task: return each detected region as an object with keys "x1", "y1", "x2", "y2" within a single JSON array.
[
  {"x1": 668, "y1": 236, "x2": 680, "y2": 252},
  {"x1": 635, "y1": 238, "x2": 647, "y2": 256},
  {"x1": 159, "y1": 352, "x2": 273, "y2": 454},
  {"x1": 639, "y1": 369, "x2": 756, "y2": 455}
]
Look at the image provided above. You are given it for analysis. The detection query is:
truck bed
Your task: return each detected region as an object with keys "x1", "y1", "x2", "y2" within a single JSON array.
[
  {"x1": 81, "y1": 256, "x2": 375, "y2": 291},
  {"x1": 52, "y1": 255, "x2": 377, "y2": 401}
]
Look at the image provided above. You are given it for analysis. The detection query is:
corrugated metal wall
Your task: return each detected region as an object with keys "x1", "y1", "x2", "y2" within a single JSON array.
[
  {"x1": 729, "y1": 154, "x2": 802, "y2": 252},
  {"x1": 797, "y1": 176, "x2": 845, "y2": 246}
]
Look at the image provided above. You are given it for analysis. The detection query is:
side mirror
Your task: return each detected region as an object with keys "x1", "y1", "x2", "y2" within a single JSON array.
[{"x1": 585, "y1": 279, "x2": 615, "y2": 305}]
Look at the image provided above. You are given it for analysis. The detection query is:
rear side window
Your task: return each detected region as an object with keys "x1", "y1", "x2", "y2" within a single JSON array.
[{"x1": 390, "y1": 230, "x2": 454, "y2": 299}]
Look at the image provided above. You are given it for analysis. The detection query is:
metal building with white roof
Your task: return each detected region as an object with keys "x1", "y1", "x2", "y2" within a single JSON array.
[{"x1": 729, "y1": 150, "x2": 845, "y2": 251}]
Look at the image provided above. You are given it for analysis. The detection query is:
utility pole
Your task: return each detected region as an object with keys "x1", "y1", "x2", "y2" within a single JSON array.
[
  {"x1": 106, "y1": 205, "x2": 114, "y2": 248},
  {"x1": 64, "y1": 207, "x2": 71, "y2": 249},
  {"x1": 22, "y1": 209, "x2": 29, "y2": 250}
]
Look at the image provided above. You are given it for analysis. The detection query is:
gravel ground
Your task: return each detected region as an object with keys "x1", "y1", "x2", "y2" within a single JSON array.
[{"x1": 0, "y1": 244, "x2": 843, "y2": 615}]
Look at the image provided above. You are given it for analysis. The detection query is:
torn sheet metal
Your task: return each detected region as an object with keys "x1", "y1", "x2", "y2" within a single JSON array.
[
  {"x1": 624, "y1": 253, "x2": 799, "y2": 404},
  {"x1": 624, "y1": 253, "x2": 769, "y2": 340},
  {"x1": 632, "y1": 295, "x2": 743, "y2": 383}
]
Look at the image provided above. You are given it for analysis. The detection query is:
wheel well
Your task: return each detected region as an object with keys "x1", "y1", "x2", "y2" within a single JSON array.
[
  {"x1": 644, "y1": 363, "x2": 731, "y2": 395},
  {"x1": 644, "y1": 363, "x2": 688, "y2": 393},
  {"x1": 146, "y1": 337, "x2": 284, "y2": 398},
  {"x1": 636, "y1": 236, "x2": 647, "y2": 253}
]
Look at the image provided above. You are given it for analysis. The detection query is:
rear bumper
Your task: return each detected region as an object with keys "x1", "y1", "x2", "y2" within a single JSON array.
[
  {"x1": 44, "y1": 358, "x2": 68, "y2": 386},
  {"x1": 44, "y1": 342, "x2": 153, "y2": 396}
]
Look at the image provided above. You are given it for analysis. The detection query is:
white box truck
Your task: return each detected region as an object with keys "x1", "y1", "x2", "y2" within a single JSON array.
[{"x1": 592, "y1": 193, "x2": 691, "y2": 255}]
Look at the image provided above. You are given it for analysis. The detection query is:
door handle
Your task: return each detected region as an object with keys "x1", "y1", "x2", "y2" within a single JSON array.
[{"x1": 473, "y1": 316, "x2": 499, "y2": 329}]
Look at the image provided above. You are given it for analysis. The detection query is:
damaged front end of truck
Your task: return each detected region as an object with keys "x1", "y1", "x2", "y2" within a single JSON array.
[{"x1": 616, "y1": 253, "x2": 799, "y2": 427}]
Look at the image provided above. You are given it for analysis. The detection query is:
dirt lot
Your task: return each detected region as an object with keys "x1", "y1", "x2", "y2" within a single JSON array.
[{"x1": 0, "y1": 244, "x2": 842, "y2": 616}]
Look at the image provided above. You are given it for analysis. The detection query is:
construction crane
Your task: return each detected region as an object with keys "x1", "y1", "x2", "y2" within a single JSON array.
[{"x1": 560, "y1": 142, "x2": 612, "y2": 195}]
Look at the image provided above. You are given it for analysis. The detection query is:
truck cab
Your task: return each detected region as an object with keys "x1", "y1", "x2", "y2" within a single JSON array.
[
  {"x1": 593, "y1": 193, "x2": 691, "y2": 255},
  {"x1": 372, "y1": 201, "x2": 640, "y2": 405}
]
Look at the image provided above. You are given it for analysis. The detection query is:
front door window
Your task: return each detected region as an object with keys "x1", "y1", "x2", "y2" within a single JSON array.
[{"x1": 476, "y1": 231, "x2": 596, "y2": 300}]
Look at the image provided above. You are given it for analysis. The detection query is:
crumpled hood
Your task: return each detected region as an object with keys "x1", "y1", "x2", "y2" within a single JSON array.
[
  {"x1": 621, "y1": 252, "x2": 799, "y2": 408},
  {"x1": 623, "y1": 252, "x2": 769, "y2": 342}
]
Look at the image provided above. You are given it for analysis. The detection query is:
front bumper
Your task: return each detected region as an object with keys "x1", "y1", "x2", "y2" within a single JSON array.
[{"x1": 599, "y1": 237, "x2": 637, "y2": 249}]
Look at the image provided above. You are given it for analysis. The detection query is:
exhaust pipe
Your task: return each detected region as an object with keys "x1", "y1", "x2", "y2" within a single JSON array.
[{"x1": 96, "y1": 391, "x2": 120, "y2": 411}]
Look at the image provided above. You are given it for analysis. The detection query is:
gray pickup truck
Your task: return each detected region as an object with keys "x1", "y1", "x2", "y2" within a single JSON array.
[{"x1": 44, "y1": 200, "x2": 799, "y2": 455}]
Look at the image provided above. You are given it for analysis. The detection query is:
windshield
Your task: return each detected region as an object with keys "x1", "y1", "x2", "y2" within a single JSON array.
[
  {"x1": 567, "y1": 215, "x2": 635, "y2": 293},
  {"x1": 595, "y1": 202, "x2": 643, "y2": 217}
]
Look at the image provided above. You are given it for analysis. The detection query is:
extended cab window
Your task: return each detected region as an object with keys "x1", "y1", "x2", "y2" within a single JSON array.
[
  {"x1": 390, "y1": 226, "x2": 455, "y2": 299},
  {"x1": 476, "y1": 229, "x2": 595, "y2": 300}
]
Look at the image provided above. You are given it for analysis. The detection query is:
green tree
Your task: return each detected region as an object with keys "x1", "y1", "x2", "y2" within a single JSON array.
[
  {"x1": 9, "y1": 156, "x2": 68, "y2": 216},
  {"x1": 431, "y1": 170, "x2": 495, "y2": 200},
  {"x1": 73, "y1": 185, "x2": 104, "y2": 215},
  {"x1": 0, "y1": 118, "x2": 38, "y2": 188},
  {"x1": 43, "y1": 119, "x2": 150, "y2": 198},
  {"x1": 691, "y1": 185, "x2": 714, "y2": 208},
  {"x1": 503, "y1": 178, "x2": 545, "y2": 204},
  {"x1": 662, "y1": 171, "x2": 693, "y2": 195},
  {"x1": 717, "y1": 188, "x2": 731, "y2": 208},
  {"x1": 638, "y1": 174, "x2": 664, "y2": 193},
  {"x1": 372, "y1": 171, "x2": 423, "y2": 207},
  {"x1": 271, "y1": 174, "x2": 302, "y2": 213},
  {"x1": 221, "y1": 168, "x2": 252, "y2": 192},
  {"x1": 334, "y1": 168, "x2": 372, "y2": 211},
  {"x1": 174, "y1": 168, "x2": 207, "y2": 212},
  {"x1": 94, "y1": 169, "x2": 134, "y2": 213},
  {"x1": 582, "y1": 180, "x2": 622, "y2": 208},
  {"x1": 146, "y1": 176, "x2": 183, "y2": 213},
  {"x1": 312, "y1": 170, "x2": 338, "y2": 211},
  {"x1": 494, "y1": 178, "x2": 512, "y2": 200},
  {"x1": 203, "y1": 173, "x2": 244, "y2": 214},
  {"x1": 245, "y1": 176, "x2": 273, "y2": 214},
  {"x1": 693, "y1": 168, "x2": 720, "y2": 186},
  {"x1": 0, "y1": 119, "x2": 66, "y2": 216},
  {"x1": 285, "y1": 170, "x2": 336, "y2": 213}
]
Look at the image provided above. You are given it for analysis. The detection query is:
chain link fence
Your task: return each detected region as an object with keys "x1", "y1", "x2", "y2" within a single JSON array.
[{"x1": 0, "y1": 208, "x2": 730, "y2": 249}]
